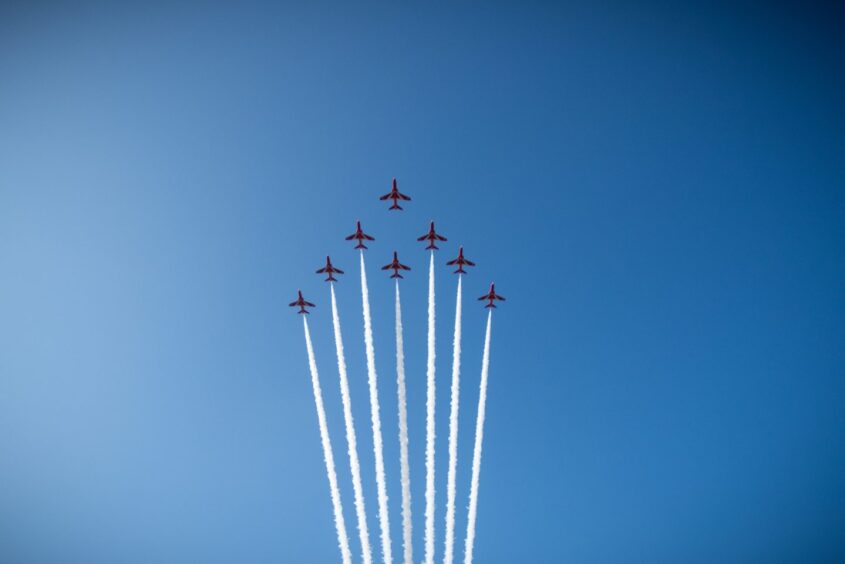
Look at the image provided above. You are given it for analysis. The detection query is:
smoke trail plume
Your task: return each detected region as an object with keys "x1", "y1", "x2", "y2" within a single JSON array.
[
  {"x1": 394, "y1": 281, "x2": 414, "y2": 564},
  {"x1": 330, "y1": 285, "x2": 373, "y2": 564},
  {"x1": 424, "y1": 252, "x2": 437, "y2": 564},
  {"x1": 302, "y1": 317, "x2": 353, "y2": 564},
  {"x1": 360, "y1": 251, "x2": 394, "y2": 564},
  {"x1": 443, "y1": 275, "x2": 463, "y2": 564},
  {"x1": 463, "y1": 310, "x2": 493, "y2": 564}
]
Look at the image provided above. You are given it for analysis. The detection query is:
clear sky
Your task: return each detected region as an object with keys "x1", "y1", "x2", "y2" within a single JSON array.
[{"x1": 1, "y1": 2, "x2": 843, "y2": 562}]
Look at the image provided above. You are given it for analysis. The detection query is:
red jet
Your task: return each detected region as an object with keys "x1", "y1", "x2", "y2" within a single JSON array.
[
  {"x1": 382, "y1": 251, "x2": 411, "y2": 279},
  {"x1": 379, "y1": 178, "x2": 411, "y2": 210},
  {"x1": 478, "y1": 283, "x2": 505, "y2": 308},
  {"x1": 289, "y1": 290, "x2": 316, "y2": 314},
  {"x1": 316, "y1": 256, "x2": 344, "y2": 282},
  {"x1": 345, "y1": 221, "x2": 375, "y2": 250},
  {"x1": 417, "y1": 221, "x2": 447, "y2": 250},
  {"x1": 446, "y1": 246, "x2": 476, "y2": 274}
]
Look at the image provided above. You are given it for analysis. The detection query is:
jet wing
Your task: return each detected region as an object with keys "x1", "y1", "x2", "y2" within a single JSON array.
[
  {"x1": 364, "y1": 234, "x2": 375, "y2": 241},
  {"x1": 316, "y1": 267, "x2": 327, "y2": 273},
  {"x1": 381, "y1": 264, "x2": 392, "y2": 270},
  {"x1": 436, "y1": 234, "x2": 447, "y2": 241},
  {"x1": 399, "y1": 264, "x2": 411, "y2": 270},
  {"x1": 305, "y1": 300, "x2": 316, "y2": 307},
  {"x1": 465, "y1": 259, "x2": 476, "y2": 266},
  {"x1": 345, "y1": 234, "x2": 357, "y2": 240},
  {"x1": 417, "y1": 234, "x2": 429, "y2": 241},
  {"x1": 398, "y1": 192, "x2": 411, "y2": 201},
  {"x1": 379, "y1": 193, "x2": 392, "y2": 200}
]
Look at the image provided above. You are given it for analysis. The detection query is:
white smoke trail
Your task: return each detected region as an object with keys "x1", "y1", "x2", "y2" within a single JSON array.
[
  {"x1": 463, "y1": 310, "x2": 493, "y2": 564},
  {"x1": 443, "y1": 275, "x2": 463, "y2": 564},
  {"x1": 359, "y1": 251, "x2": 394, "y2": 564},
  {"x1": 394, "y1": 281, "x2": 414, "y2": 564},
  {"x1": 330, "y1": 284, "x2": 373, "y2": 564},
  {"x1": 424, "y1": 252, "x2": 437, "y2": 564},
  {"x1": 302, "y1": 317, "x2": 353, "y2": 564}
]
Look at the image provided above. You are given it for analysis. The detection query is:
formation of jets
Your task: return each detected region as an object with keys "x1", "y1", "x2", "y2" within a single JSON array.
[{"x1": 289, "y1": 179, "x2": 503, "y2": 315}]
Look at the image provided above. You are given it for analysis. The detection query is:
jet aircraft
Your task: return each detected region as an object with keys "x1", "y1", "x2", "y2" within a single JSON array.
[
  {"x1": 382, "y1": 251, "x2": 411, "y2": 279},
  {"x1": 289, "y1": 290, "x2": 316, "y2": 314},
  {"x1": 446, "y1": 246, "x2": 476, "y2": 274},
  {"x1": 345, "y1": 221, "x2": 375, "y2": 249},
  {"x1": 417, "y1": 221, "x2": 447, "y2": 250},
  {"x1": 316, "y1": 256, "x2": 344, "y2": 282},
  {"x1": 379, "y1": 178, "x2": 411, "y2": 210},
  {"x1": 478, "y1": 283, "x2": 505, "y2": 308}
]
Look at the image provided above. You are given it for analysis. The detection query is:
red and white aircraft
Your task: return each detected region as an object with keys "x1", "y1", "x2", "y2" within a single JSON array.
[
  {"x1": 382, "y1": 251, "x2": 411, "y2": 279},
  {"x1": 446, "y1": 246, "x2": 476, "y2": 274},
  {"x1": 379, "y1": 178, "x2": 411, "y2": 210},
  {"x1": 289, "y1": 290, "x2": 316, "y2": 314},
  {"x1": 345, "y1": 221, "x2": 375, "y2": 249},
  {"x1": 478, "y1": 283, "x2": 505, "y2": 308},
  {"x1": 417, "y1": 221, "x2": 447, "y2": 250},
  {"x1": 316, "y1": 256, "x2": 344, "y2": 282}
]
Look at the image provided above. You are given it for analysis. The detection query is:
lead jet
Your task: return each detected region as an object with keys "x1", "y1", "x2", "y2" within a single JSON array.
[
  {"x1": 379, "y1": 178, "x2": 411, "y2": 210},
  {"x1": 316, "y1": 256, "x2": 344, "y2": 282},
  {"x1": 289, "y1": 290, "x2": 316, "y2": 314},
  {"x1": 417, "y1": 221, "x2": 447, "y2": 250},
  {"x1": 478, "y1": 283, "x2": 505, "y2": 308},
  {"x1": 382, "y1": 251, "x2": 411, "y2": 279},
  {"x1": 446, "y1": 246, "x2": 476, "y2": 274},
  {"x1": 345, "y1": 221, "x2": 375, "y2": 249}
]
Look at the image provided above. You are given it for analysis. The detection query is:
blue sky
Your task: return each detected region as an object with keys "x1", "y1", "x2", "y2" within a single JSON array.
[{"x1": 1, "y1": 1, "x2": 843, "y2": 562}]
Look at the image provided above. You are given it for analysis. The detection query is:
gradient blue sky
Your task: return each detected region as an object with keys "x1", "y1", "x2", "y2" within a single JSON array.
[{"x1": 1, "y1": 2, "x2": 843, "y2": 562}]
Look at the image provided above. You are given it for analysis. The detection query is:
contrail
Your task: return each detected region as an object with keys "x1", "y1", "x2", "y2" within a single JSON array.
[
  {"x1": 302, "y1": 317, "x2": 353, "y2": 564},
  {"x1": 424, "y1": 252, "x2": 437, "y2": 564},
  {"x1": 360, "y1": 251, "x2": 394, "y2": 564},
  {"x1": 443, "y1": 275, "x2": 463, "y2": 564},
  {"x1": 330, "y1": 284, "x2": 373, "y2": 564},
  {"x1": 463, "y1": 310, "x2": 493, "y2": 564},
  {"x1": 394, "y1": 281, "x2": 414, "y2": 564}
]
